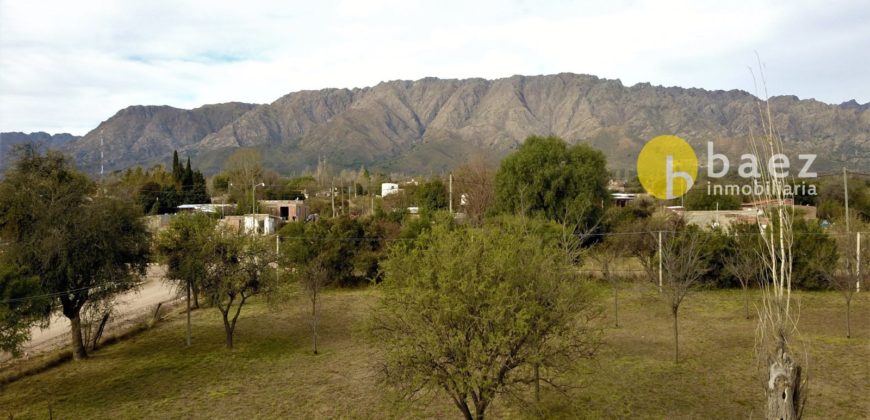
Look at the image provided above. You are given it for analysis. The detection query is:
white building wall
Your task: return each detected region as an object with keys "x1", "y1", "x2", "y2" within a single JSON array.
[{"x1": 381, "y1": 183, "x2": 399, "y2": 197}]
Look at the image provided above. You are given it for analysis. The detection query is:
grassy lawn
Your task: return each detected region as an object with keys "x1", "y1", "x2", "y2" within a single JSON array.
[{"x1": 1, "y1": 284, "x2": 868, "y2": 419}]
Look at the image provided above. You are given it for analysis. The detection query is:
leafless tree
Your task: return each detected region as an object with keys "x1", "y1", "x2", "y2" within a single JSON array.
[
  {"x1": 825, "y1": 231, "x2": 862, "y2": 338},
  {"x1": 615, "y1": 215, "x2": 674, "y2": 290},
  {"x1": 826, "y1": 269, "x2": 856, "y2": 338},
  {"x1": 590, "y1": 239, "x2": 622, "y2": 328},
  {"x1": 723, "y1": 228, "x2": 765, "y2": 319},
  {"x1": 298, "y1": 257, "x2": 330, "y2": 354},
  {"x1": 659, "y1": 228, "x2": 709, "y2": 363},
  {"x1": 747, "y1": 64, "x2": 807, "y2": 419},
  {"x1": 453, "y1": 159, "x2": 496, "y2": 226}
]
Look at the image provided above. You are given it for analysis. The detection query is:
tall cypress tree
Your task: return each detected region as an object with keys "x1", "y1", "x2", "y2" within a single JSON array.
[
  {"x1": 183, "y1": 157, "x2": 194, "y2": 190},
  {"x1": 172, "y1": 151, "x2": 181, "y2": 183}
]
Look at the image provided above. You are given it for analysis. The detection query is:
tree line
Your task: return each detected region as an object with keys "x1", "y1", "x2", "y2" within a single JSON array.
[{"x1": 0, "y1": 135, "x2": 865, "y2": 419}]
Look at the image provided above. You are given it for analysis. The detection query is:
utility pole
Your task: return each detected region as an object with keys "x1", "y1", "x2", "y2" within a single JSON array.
[
  {"x1": 252, "y1": 182, "x2": 264, "y2": 233},
  {"x1": 844, "y1": 168, "x2": 853, "y2": 291},
  {"x1": 844, "y1": 167, "x2": 850, "y2": 235},
  {"x1": 857, "y1": 232, "x2": 862, "y2": 293},
  {"x1": 658, "y1": 231, "x2": 663, "y2": 292},
  {"x1": 331, "y1": 179, "x2": 336, "y2": 218},
  {"x1": 449, "y1": 173, "x2": 453, "y2": 215},
  {"x1": 276, "y1": 235, "x2": 280, "y2": 286}
]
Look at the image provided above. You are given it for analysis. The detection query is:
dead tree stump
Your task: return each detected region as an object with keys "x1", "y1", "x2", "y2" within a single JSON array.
[{"x1": 766, "y1": 348, "x2": 802, "y2": 420}]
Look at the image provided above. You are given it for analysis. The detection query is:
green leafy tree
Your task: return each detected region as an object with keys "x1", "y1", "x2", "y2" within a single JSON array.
[
  {"x1": 494, "y1": 135, "x2": 608, "y2": 225},
  {"x1": 0, "y1": 263, "x2": 49, "y2": 355},
  {"x1": 792, "y1": 219, "x2": 838, "y2": 290},
  {"x1": 683, "y1": 185, "x2": 741, "y2": 210},
  {"x1": 0, "y1": 148, "x2": 150, "y2": 360},
  {"x1": 212, "y1": 174, "x2": 230, "y2": 194},
  {"x1": 280, "y1": 216, "x2": 384, "y2": 287},
  {"x1": 156, "y1": 212, "x2": 217, "y2": 345},
  {"x1": 172, "y1": 150, "x2": 182, "y2": 183},
  {"x1": 603, "y1": 196, "x2": 655, "y2": 229},
  {"x1": 415, "y1": 179, "x2": 448, "y2": 213},
  {"x1": 371, "y1": 217, "x2": 600, "y2": 419},
  {"x1": 201, "y1": 230, "x2": 275, "y2": 349},
  {"x1": 279, "y1": 215, "x2": 396, "y2": 353},
  {"x1": 698, "y1": 227, "x2": 735, "y2": 288}
]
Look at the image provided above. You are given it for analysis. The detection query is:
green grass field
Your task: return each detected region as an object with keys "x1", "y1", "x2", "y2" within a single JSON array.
[{"x1": 1, "y1": 284, "x2": 868, "y2": 419}]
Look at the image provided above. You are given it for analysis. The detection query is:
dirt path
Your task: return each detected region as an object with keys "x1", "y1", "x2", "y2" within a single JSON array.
[{"x1": 2, "y1": 264, "x2": 178, "y2": 361}]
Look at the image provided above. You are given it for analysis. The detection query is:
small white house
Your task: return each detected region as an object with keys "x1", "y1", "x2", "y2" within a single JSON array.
[
  {"x1": 221, "y1": 214, "x2": 282, "y2": 235},
  {"x1": 243, "y1": 214, "x2": 281, "y2": 235},
  {"x1": 177, "y1": 203, "x2": 236, "y2": 215},
  {"x1": 381, "y1": 183, "x2": 400, "y2": 197}
]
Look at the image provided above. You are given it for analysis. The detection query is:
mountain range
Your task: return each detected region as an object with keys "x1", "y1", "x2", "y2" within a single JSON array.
[{"x1": 3, "y1": 73, "x2": 869, "y2": 176}]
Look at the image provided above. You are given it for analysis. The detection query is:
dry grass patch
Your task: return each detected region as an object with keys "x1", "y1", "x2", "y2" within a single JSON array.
[{"x1": 1, "y1": 285, "x2": 867, "y2": 419}]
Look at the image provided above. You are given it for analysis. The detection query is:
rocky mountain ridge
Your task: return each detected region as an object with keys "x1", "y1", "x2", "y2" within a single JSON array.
[{"x1": 6, "y1": 73, "x2": 869, "y2": 175}]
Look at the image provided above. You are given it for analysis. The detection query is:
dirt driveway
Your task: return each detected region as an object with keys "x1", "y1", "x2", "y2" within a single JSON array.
[{"x1": 1, "y1": 264, "x2": 178, "y2": 362}]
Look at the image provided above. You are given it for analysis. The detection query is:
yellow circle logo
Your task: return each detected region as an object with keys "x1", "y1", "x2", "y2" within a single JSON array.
[{"x1": 636, "y1": 135, "x2": 698, "y2": 200}]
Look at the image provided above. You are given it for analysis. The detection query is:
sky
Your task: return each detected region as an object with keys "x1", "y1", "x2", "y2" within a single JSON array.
[{"x1": 1, "y1": 0, "x2": 868, "y2": 134}]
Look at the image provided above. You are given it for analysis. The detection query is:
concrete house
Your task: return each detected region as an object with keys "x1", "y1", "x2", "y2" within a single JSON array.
[
  {"x1": 259, "y1": 200, "x2": 309, "y2": 222},
  {"x1": 381, "y1": 183, "x2": 399, "y2": 197},
  {"x1": 220, "y1": 214, "x2": 283, "y2": 235}
]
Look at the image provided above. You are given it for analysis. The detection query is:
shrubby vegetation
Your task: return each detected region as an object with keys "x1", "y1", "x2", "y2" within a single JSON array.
[
  {"x1": 0, "y1": 147, "x2": 150, "y2": 359},
  {"x1": 1, "y1": 133, "x2": 867, "y2": 418},
  {"x1": 494, "y1": 135, "x2": 608, "y2": 227},
  {"x1": 371, "y1": 217, "x2": 600, "y2": 419},
  {"x1": 120, "y1": 151, "x2": 210, "y2": 214}
]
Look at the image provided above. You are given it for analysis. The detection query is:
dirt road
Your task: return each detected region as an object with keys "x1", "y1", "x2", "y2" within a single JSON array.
[{"x1": 2, "y1": 264, "x2": 178, "y2": 361}]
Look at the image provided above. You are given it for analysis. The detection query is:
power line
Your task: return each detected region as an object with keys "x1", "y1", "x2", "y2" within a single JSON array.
[
  {"x1": 272, "y1": 230, "x2": 870, "y2": 242},
  {"x1": 0, "y1": 280, "x2": 142, "y2": 305}
]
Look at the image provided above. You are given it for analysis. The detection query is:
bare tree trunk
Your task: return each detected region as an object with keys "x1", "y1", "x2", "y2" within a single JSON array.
[
  {"x1": 69, "y1": 312, "x2": 87, "y2": 360},
  {"x1": 221, "y1": 311, "x2": 234, "y2": 349},
  {"x1": 186, "y1": 281, "x2": 192, "y2": 346},
  {"x1": 744, "y1": 285, "x2": 751, "y2": 319},
  {"x1": 672, "y1": 307, "x2": 679, "y2": 364},
  {"x1": 534, "y1": 364, "x2": 540, "y2": 402},
  {"x1": 192, "y1": 282, "x2": 200, "y2": 309},
  {"x1": 311, "y1": 296, "x2": 318, "y2": 355},
  {"x1": 766, "y1": 346, "x2": 801, "y2": 420},
  {"x1": 613, "y1": 285, "x2": 619, "y2": 328},
  {"x1": 453, "y1": 399, "x2": 473, "y2": 420},
  {"x1": 474, "y1": 398, "x2": 489, "y2": 420},
  {"x1": 846, "y1": 298, "x2": 851, "y2": 339},
  {"x1": 91, "y1": 312, "x2": 110, "y2": 350}
]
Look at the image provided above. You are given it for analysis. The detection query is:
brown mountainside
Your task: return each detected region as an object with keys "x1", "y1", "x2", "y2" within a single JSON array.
[
  {"x1": 47, "y1": 73, "x2": 870, "y2": 175},
  {"x1": 66, "y1": 102, "x2": 258, "y2": 173}
]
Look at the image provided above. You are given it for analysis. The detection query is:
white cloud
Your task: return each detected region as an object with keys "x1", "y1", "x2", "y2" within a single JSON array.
[{"x1": 1, "y1": 0, "x2": 867, "y2": 134}]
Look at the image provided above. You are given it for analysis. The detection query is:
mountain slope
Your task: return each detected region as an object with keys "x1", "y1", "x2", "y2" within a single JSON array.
[
  {"x1": 0, "y1": 131, "x2": 79, "y2": 170},
  {"x1": 66, "y1": 102, "x2": 258, "y2": 173},
  {"x1": 59, "y1": 73, "x2": 870, "y2": 175}
]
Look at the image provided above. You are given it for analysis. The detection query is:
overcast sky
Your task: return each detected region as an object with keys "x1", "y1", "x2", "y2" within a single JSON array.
[{"x1": 1, "y1": 0, "x2": 868, "y2": 134}]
